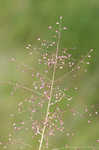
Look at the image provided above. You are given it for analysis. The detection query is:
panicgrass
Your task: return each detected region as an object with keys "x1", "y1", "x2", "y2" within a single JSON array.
[{"x1": 0, "y1": 16, "x2": 96, "y2": 150}]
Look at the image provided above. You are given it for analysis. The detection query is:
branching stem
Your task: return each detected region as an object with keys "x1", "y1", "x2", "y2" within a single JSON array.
[{"x1": 38, "y1": 29, "x2": 61, "y2": 150}]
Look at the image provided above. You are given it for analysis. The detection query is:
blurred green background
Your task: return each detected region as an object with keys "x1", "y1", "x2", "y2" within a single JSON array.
[{"x1": 0, "y1": 0, "x2": 98, "y2": 150}]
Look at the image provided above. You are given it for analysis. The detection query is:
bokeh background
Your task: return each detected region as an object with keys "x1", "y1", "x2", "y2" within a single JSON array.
[{"x1": 0, "y1": 0, "x2": 98, "y2": 150}]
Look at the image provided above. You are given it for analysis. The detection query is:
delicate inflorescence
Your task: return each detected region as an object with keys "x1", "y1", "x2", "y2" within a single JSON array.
[{"x1": 0, "y1": 16, "x2": 97, "y2": 150}]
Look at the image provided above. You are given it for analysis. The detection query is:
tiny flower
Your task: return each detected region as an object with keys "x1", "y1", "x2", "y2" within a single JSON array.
[
  {"x1": 63, "y1": 26, "x2": 67, "y2": 30},
  {"x1": 34, "y1": 86, "x2": 38, "y2": 90},
  {"x1": 37, "y1": 37, "x2": 40, "y2": 41},
  {"x1": 86, "y1": 62, "x2": 90, "y2": 65},
  {"x1": 11, "y1": 57, "x2": 16, "y2": 62},
  {"x1": 66, "y1": 132, "x2": 70, "y2": 136},
  {"x1": 90, "y1": 48, "x2": 94, "y2": 52},
  {"x1": 59, "y1": 16, "x2": 63, "y2": 20},
  {"x1": 28, "y1": 44, "x2": 32, "y2": 47},
  {"x1": 88, "y1": 120, "x2": 91, "y2": 124},
  {"x1": 56, "y1": 22, "x2": 59, "y2": 25},
  {"x1": 96, "y1": 139, "x2": 99, "y2": 143},
  {"x1": 88, "y1": 55, "x2": 91, "y2": 58},
  {"x1": 95, "y1": 112, "x2": 98, "y2": 115},
  {"x1": 55, "y1": 30, "x2": 58, "y2": 33},
  {"x1": 48, "y1": 26, "x2": 52, "y2": 29}
]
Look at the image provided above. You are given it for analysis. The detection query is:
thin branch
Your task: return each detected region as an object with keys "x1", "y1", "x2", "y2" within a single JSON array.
[
  {"x1": 18, "y1": 63, "x2": 51, "y2": 82},
  {"x1": 0, "y1": 81, "x2": 44, "y2": 97},
  {"x1": 38, "y1": 24, "x2": 61, "y2": 150},
  {"x1": 54, "y1": 48, "x2": 93, "y2": 84}
]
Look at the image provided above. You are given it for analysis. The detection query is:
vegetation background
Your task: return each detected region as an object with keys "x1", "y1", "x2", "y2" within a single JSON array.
[{"x1": 0, "y1": 0, "x2": 98, "y2": 150}]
